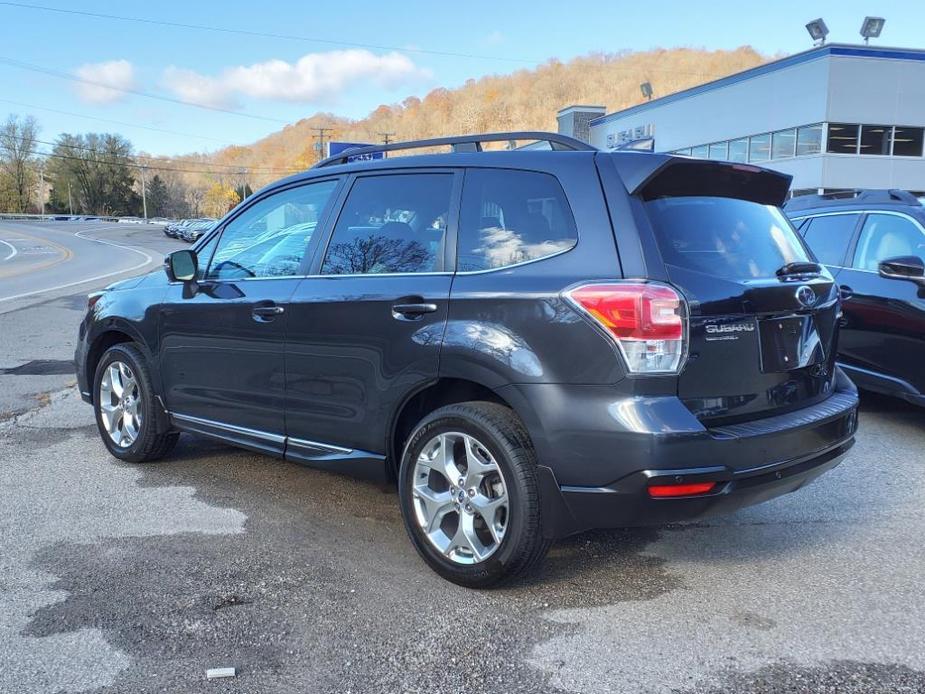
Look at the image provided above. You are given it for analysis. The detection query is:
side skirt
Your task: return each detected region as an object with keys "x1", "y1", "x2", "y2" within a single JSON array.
[{"x1": 169, "y1": 413, "x2": 388, "y2": 481}]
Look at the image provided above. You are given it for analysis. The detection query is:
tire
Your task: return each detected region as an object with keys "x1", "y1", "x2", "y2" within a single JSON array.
[
  {"x1": 93, "y1": 343, "x2": 178, "y2": 463},
  {"x1": 398, "y1": 401, "x2": 550, "y2": 588}
]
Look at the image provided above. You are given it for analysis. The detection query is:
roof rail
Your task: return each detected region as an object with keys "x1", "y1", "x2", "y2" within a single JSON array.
[
  {"x1": 312, "y1": 131, "x2": 596, "y2": 168},
  {"x1": 784, "y1": 188, "x2": 922, "y2": 211}
]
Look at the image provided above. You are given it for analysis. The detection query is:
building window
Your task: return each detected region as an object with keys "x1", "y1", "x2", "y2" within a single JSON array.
[
  {"x1": 771, "y1": 129, "x2": 796, "y2": 159},
  {"x1": 748, "y1": 133, "x2": 771, "y2": 162},
  {"x1": 892, "y1": 126, "x2": 924, "y2": 157},
  {"x1": 727, "y1": 139, "x2": 748, "y2": 162},
  {"x1": 691, "y1": 144, "x2": 709, "y2": 159},
  {"x1": 826, "y1": 123, "x2": 860, "y2": 154},
  {"x1": 796, "y1": 124, "x2": 823, "y2": 156},
  {"x1": 708, "y1": 142, "x2": 728, "y2": 160},
  {"x1": 859, "y1": 125, "x2": 891, "y2": 155}
]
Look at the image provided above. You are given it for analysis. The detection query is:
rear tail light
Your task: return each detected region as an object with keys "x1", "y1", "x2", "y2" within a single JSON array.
[
  {"x1": 565, "y1": 282, "x2": 687, "y2": 374},
  {"x1": 648, "y1": 482, "x2": 716, "y2": 498}
]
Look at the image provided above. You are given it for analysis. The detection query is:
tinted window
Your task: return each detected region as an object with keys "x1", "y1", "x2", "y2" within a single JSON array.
[
  {"x1": 859, "y1": 125, "x2": 891, "y2": 155},
  {"x1": 193, "y1": 231, "x2": 219, "y2": 280},
  {"x1": 457, "y1": 169, "x2": 578, "y2": 272},
  {"x1": 801, "y1": 214, "x2": 860, "y2": 266},
  {"x1": 771, "y1": 129, "x2": 796, "y2": 159},
  {"x1": 691, "y1": 145, "x2": 709, "y2": 159},
  {"x1": 893, "y1": 126, "x2": 925, "y2": 157},
  {"x1": 853, "y1": 214, "x2": 925, "y2": 271},
  {"x1": 796, "y1": 124, "x2": 823, "y2": 156},
  {"x1": 708, "y1": 142, "x2": 728, "y2": 160},
  {"x1": 645, "y1": 197, "x2": 811, "y2": 280},
  {"x1": 207, "y1": 180, "x2": 338, "y2": 280},
  {"x1": 727, "y1": 139, "x2": 748, "y2": 162},
  {"x1": 827, "y1": 123, "x2": 859, "y2": 154},
  {"x1": 748, "y1": 133, "x2": 770, "y2": 162},
  {"x1": 322, "y1": 173, "x2": 452, "y2": 275}
]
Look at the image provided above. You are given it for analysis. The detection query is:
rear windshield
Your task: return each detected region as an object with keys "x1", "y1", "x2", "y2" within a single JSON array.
[{"x1": 645, "y1": 196, "x2": 811, "y2": 280}]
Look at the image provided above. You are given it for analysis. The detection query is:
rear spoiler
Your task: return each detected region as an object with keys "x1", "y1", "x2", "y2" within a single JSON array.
[{"x1": 607, "y1": 153, "x2": 793, "y2": 207}]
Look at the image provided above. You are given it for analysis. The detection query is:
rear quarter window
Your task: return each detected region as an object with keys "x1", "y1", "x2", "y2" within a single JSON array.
[
  {"x1": 645, "y1": 196, "x2": 811, "y2": 280},
  {"x1": 457, "y1": 169, "x2": 578, "y2": 272}
]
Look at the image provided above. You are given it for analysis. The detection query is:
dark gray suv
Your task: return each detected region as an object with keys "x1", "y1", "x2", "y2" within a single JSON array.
[{"x1": 76, "y1": 133, "x2": 858, "y2": 587}]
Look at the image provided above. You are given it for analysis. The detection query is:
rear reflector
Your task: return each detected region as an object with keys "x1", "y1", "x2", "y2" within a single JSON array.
[
  {"x1": 648, "y1": 482, "x2": 717, "y2": 498},
  {"x1": 565, "y1": 282, "x2": 687, "y2": 373}
]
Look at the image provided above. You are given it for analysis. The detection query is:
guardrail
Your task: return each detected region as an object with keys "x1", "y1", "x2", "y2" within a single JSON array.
[{"x1": 0, "y1": 213, "x2": 169, "y2": 225}]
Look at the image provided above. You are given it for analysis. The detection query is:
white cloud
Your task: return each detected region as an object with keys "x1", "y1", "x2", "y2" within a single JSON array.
[
  {"x1": 162, "y1": 49, "x2": 431, "y2": 107},
  {"x1": 74, "y1": 59, "x2": 135, "y2": 104}
]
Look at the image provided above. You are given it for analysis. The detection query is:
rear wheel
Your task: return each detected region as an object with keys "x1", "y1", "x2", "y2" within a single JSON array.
[
  {"x1": 398, "y1": 401, "x2": 550, "y2": 587},
  {"x1": 93, "y1": 343, "x2": 178, "y2": 463}
]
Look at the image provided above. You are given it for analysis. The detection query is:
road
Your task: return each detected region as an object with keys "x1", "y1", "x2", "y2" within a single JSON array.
[{"x1": 1, "y1": 221, "x2": 924, "y2": 693}]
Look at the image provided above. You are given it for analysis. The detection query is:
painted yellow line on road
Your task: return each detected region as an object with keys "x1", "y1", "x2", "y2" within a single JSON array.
[{"x1": 0, "y1": 227, "x2": 72, "y2": 279}]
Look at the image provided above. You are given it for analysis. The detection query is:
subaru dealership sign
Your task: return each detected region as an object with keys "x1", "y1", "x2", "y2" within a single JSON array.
[{"x1": 327, "y1": 141, "x2": 385, "y2": 161}]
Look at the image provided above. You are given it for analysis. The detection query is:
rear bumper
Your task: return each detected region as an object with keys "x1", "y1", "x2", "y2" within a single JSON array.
[
  {"x1": 543, "y1": 438, "x2": 852, "y2": 536},
  {"x1": 507, "y1": 371, "x2": 859, "y2": 538}
]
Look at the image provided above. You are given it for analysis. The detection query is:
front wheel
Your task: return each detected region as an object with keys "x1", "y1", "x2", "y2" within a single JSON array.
[
  {"x1": 93, "y1": 343, "x2": 178, "y2": 463},
  {"x1": 398, "y1": 401, "x2": 550, "y2": 588}
]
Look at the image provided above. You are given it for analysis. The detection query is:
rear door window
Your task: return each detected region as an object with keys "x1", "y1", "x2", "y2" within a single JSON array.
[
  {"x1": 852, "y1": 213, "x2": 925, "y2": 271},
  {"x1": 645, "y1": 196, "x2": 810, "y2": 280},
  {"x1": 800, "y1": 213, "x2": 860, "y2": 266},
  {"x1": 457, "y1": 169, "x2": 578, "y2": 271},
  {"x1": 321, "y1": 173, "x2": 453, "y2": 275}
]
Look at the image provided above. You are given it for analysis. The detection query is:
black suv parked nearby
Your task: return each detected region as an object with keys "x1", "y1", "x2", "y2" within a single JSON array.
[
  {"x1": 76, "y1": 134, "x2": 858, "y2": 586},
  {"x1": 785, "y1": 190, "x2": 925, "y2": 406}
]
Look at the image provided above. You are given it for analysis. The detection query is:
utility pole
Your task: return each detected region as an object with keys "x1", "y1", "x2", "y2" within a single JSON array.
[
  {"x1": 39, "y1": 163, "x2": 45, "y2": 218},
  {"x1": 239, "y1": 168, "x2": 248, "y2": 201},
  {"x1": 67, "y1": 180, "x2": 73, "y2": 215},
  {"x1": 139, "y1": 164, "x2": 148, "y2": 222},
  {"x1": 378, "y1": 132, "x2": 395, "y2": 159},
  {"x1": 312, "y1": 127, "x2": 333, "y2": 161}
]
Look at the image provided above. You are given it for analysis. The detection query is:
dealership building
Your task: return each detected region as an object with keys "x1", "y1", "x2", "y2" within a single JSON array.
[{"x1": 557, "y1": 43, "x2": 925, "y2": 195}]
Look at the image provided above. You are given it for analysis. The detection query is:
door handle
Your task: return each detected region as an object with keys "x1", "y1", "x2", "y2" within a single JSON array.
[
  {"x1": 838, "y1": 285, "x2": 853, "y2": 300},
  {"x1": 252, "y1": 304, "x2": 285, "y2": 321},
  {"x1": 392, "y1": 302, "x2": 438, "y2": 317}
]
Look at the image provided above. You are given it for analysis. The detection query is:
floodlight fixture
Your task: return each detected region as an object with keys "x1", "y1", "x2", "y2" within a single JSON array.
[
  {"x1": 860, "y1": 16, "x2": 885, "y2": 44},
  {"x1": 805, "y1": 18, "x2": 829, "y2": 45},
  {"x1": 640, "y1": 81, "x2": 653, "y2": 101}
]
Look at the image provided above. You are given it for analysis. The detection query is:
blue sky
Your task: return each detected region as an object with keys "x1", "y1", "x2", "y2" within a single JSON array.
[{"x1": 1, "y1": 0, "x2": 923, "y2": 156}]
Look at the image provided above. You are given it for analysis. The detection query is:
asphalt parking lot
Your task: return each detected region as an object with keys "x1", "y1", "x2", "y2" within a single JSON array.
[{"x1": 1, "y1": 221, "x2": 924, "y2": 693}]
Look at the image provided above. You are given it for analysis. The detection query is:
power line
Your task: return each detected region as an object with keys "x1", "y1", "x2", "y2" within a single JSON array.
[
  {"x1": 0, "y1": 56, "x2": 290, "y2": 124},
  {"x1": 0, "y1": 97, "x2": 234, "y2": 145},
  {"x1": 0, "y1": 1, "x2": 543, "y2": 65},
  {"x1": 0, "y1": 2, "x2": 735, "y2": 78}
]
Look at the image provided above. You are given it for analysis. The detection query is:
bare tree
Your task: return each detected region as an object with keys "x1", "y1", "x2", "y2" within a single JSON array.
[{"x1": 0, "y1": 114, "x2": 39, "y2": 213}]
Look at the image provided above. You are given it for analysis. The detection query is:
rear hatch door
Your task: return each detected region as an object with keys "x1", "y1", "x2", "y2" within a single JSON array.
[{"x1": 632, "y1": 159, "x2": 840, "y2": 424}]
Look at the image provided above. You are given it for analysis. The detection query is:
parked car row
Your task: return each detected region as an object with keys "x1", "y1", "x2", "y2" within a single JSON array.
[{"x1": 163, "y1": 218, "x2": 217, "y2": 243}]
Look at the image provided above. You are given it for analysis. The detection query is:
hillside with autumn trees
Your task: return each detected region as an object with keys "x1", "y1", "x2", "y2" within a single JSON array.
[{"x1": 193, "y1": 46, "x2": 770, "y2": 189}]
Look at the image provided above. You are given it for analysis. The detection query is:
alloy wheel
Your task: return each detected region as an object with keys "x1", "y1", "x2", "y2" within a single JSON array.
[
  {"x1": 411, "y1": 431, "x2": 509, "y2": 565},
  {"x1": 98, "y1": 360, "x2": 142, "y2": 448}
]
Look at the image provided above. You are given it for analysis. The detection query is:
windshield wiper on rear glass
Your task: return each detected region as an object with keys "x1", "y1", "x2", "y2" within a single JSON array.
[{"x1": 776, "y1": 261, "x2": 822, "y2": 277}]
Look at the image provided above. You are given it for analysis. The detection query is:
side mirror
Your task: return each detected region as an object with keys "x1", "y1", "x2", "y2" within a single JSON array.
[
  {"x1": 165, "y1": 249, "x2": 198, "y2": 282},
  {"x1": 878, "y1": 255, "x2": 925, "y2": 285}
]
